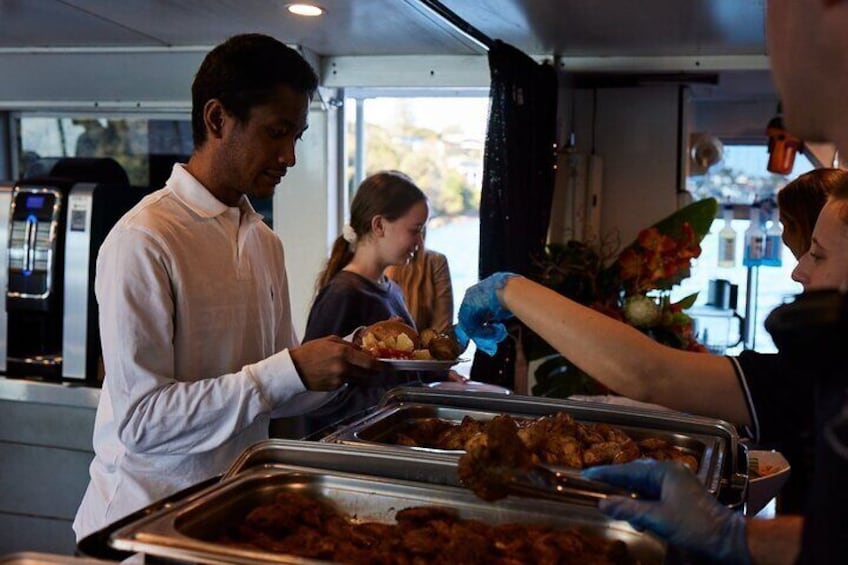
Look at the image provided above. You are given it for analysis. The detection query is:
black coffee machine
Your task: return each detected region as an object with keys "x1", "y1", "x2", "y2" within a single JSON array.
[{"x1": 4, "y1": 158, "x2": 146, "y2": 382}]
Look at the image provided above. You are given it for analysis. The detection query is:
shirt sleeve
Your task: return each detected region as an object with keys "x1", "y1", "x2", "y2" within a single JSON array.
[
  {"x1": 97, "y1": 227, "x2": 329, "y2": 456},
  {"x1": 731, "y1": 350, "x2": 814, "y2": 445}
]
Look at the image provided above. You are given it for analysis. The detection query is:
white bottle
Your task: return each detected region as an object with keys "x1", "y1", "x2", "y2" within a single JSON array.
[
  {"x1": 718, "y1": 204, "x2": 736, "y2": 268},
  {"x1": 762, "y1": 205, "x2": 783, "y2": 267},
  {"x1": 743, "y1": 204, "x2": 765, "y2": 267}
]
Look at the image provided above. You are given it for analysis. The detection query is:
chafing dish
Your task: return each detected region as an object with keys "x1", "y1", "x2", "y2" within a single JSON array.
[
  {"x1": 321, "y1": 387, "x2": 748, "y2": 505},
  {"x1": 109, "y1": 440, "x2": 666, "y2": 564},
  {"x1": 0, "y1": 554, "x2": 111, "y2": 565}
]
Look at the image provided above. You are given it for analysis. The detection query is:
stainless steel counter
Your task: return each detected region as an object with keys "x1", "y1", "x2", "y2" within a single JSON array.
[
  {"x1": 0, "y1": 377, "x2": 100, "y2": 409},
  {"x1": 0, "y1": 378, "x2": 100, "y2": 556}
]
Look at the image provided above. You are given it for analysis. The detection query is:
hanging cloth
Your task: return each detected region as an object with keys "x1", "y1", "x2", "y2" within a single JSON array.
[{"x1": 471, "y1": 40, "x2": 558, "y2": 387}]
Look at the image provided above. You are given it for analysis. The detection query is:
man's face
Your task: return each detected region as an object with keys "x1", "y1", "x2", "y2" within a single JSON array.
[
  {"x1": 218, "y1": 85, "x2": 310, "y2": 203},
  {"x1": 792, "y1": 200, "x2": 848, "y2": 290},
  {"x1": 766, "y1": 0, "x2": 838, "y2": 142}
]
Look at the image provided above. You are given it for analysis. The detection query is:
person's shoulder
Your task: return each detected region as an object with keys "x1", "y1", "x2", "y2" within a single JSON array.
[
  {"x1": 323, "y1": 271, "x2": 372, "y2": 294},
  {"x1": 118, "y1": 187, "x2": 181, "y2": 231},
  {"x1": 426, "y1": 249, "x2": 448, "y2": 261}
]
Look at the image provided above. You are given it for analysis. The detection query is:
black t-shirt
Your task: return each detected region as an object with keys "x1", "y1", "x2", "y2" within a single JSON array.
[
  {"x1": 298, "y1": 271, "x2": 417, "y2": 437},
  {"x1": 732, "y1": 350, "x2": 816, "y2": 514},
  {"x1": 800, "y1": 405, "x2": 848, "y2": 563}
]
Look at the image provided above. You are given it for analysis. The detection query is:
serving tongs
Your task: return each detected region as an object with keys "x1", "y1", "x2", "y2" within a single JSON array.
[{"x1": 504, "y1": 464, "x2": 641, "y2": 506}]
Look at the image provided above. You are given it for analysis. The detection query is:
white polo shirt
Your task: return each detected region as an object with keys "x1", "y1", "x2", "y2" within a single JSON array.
[{"x1": 73, "y1": 164, "x2": 333, "y2": 540}]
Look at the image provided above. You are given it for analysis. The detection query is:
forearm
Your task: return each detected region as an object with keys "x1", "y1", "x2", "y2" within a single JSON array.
[
  {"x1": 747, "y1": 516, "x2": 803, "y2": 565},
  {"x1": 500, "y1": 276, "x2": 751, "y2": 425}
]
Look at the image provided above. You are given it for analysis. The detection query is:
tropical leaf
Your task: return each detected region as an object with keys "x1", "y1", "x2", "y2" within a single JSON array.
[{"x1": 650, "y1": 197, "x2": 718, "y2": 243}]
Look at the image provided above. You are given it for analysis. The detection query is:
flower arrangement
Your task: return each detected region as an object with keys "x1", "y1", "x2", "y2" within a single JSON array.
[{"x1": 528, "y1": 198, "x2": 718, "y2": 398}]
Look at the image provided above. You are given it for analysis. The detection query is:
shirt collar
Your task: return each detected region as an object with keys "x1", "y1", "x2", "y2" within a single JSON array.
[{"x1": 168, "y1": 163, "x2": 263, "y2": 223}]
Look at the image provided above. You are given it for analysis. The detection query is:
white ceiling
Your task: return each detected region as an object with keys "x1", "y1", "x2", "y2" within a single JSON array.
[{"x1": 0, "y1": 0, "x2": 773, "y2": 99}]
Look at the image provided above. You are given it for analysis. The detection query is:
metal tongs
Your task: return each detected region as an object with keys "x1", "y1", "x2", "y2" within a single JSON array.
[{"x1": 504, "y1": 463, "x2": 642, "y2": 506}]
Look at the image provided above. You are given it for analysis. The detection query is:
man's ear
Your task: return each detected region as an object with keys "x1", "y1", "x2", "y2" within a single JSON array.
[{"x1": 203, "y1": 99, "x2": 226, "y2": 139}]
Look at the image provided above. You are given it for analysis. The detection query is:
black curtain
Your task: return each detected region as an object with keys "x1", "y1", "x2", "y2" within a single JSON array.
[{"x1": 470, "y1": 40, "x2": 558, "y2": 387}]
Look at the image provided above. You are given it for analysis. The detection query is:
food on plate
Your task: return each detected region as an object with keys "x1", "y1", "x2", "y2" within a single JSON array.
[
  {"x1": 357, "y1": 320, "x2": 421, "y2": 359},
  {"x1": 391, "y1": 411, "x2": 700, "y2": 472},
  {"x1": 217, "y1": 490, "x2": 636, "y2": 563},
  {"x1": 421, "y1": 327, "x2": 464, "y2": 360},
  {"x1": 749, "y1": 460, "x2": 781, "y2": 479},
  {"x1": 357, "y1": 320, "x2": 464, "y2": 361}
]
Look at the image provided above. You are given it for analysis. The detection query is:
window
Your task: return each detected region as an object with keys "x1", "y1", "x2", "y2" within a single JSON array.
[
  {"x1": 344, "y1": 95, "x2": 489, "y2": 325},
  {"x1": 345, "y1": 94, "x2": 489, "y2": 375},
  {"x1": 678, "y1": 144, "x2": 815, "y2": 353},
  {"x1": 15, "y1": 115, "x2": 193, "y2": 188}
]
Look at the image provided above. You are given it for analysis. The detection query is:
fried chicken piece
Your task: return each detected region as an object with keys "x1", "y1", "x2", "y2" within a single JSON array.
[
  {"x1": 435, "y1": 416, "x2": 484, "y2": 449},
  {"x1": 576, "y1": 422, "x2": 606, "y2": 444},
  {"x1": 538, "y1": 435, "x2": 584, "y2": 468},
  {"x1": 458, "y1": 415, "x2": 535, "y2": 501},
  {"x1": 638, "y1": 437, "x2": 670, "y2": 451},
  {"x1": 611, "y1": 440, "x2": 641, "y2": 464},
  {"x1": 583, "y1": 441, "x2": 625, "y2": 466}
]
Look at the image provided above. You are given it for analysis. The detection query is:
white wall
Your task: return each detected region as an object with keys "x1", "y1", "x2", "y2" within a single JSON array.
[
  {"x1": 274, "y1": 103, "x2": 340, "y2": 338},
  {"x1": 558, "y1": 85, "x2": 683, "y2": 248}
]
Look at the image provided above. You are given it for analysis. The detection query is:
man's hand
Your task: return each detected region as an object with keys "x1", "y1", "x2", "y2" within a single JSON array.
[
  {"x1": 290, "y1": 336, "x2": 382, "y2": 390},
  {"x1": 583, "y1": 460, "x2": 750, "y2": 565},
  {"x1": 455, "y1": 272, "x2": 517, "y2": 355}
]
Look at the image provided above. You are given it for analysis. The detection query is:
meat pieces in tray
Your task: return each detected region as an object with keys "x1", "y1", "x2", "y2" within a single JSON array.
[
  {"x1": 216, "y1": 490, "x2": 636, "y2": 564},
  {"x1": 390, "y1": 411, "x2": 699, "y2": 472}
]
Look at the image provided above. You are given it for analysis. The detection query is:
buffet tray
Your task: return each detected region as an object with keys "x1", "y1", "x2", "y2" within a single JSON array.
[
  {"x1": 0, "y1": 554, "x2": 112, "y2": 565},
  {"x1": 110, "y1": 460, "x2": 666, "y2": 564},
  {"x1": 321, "y1": 387, "x2": 747, "y2": 503}
]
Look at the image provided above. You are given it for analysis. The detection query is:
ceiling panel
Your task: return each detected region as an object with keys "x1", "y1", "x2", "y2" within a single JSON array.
[
  {"x1": 443, "y1": 0, "x2": 766, "y2": 57},
  {"x1": 0, "y1": 0, "x2": 767, "y2": 57},
  {"x1": 0, "y1": 0, "x2": 772, "y2": 100},
  {"x1": 0, "y1": 0, "x2": 158, "y2": 47},
  {"x1": 0, "y1": 0, "x2": 483, "y2": 55}
]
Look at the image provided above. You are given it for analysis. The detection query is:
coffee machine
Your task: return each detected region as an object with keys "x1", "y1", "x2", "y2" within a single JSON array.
[{"x1": 4, "y1": 158, "x2": 146, "y2": 382}]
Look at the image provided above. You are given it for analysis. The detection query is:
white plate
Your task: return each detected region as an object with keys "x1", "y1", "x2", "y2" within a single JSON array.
[
  {"x1": 746, "y1": 450, "x2": 791, "y2": 516},
  {"x1": 378, "y1": 358, "x2": 462, "y2": 371}
]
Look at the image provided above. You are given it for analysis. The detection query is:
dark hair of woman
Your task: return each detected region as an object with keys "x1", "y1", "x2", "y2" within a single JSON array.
[
  {"x1": 315, "y1": 170, "x2": 426, "y2": 291},
  {"x1": 777, "y1": 168, "x2": 848, "y2": 257}
]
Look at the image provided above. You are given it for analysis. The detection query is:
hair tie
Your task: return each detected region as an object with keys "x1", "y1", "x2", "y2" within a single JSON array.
[{"x1": 342, "y1": 223, "x2": 358, "y2": 249}]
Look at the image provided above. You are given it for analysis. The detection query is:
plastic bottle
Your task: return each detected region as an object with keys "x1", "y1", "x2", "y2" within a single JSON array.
[
  {"x1": 718, "y1": 204, "x2": 737, "y2": 268},
  {"x1": 762, "y1": 204, "x2": 783, "y2": 267},
  {"x1": 743, "y1": 203, "x2": 765, "y2": 267}
]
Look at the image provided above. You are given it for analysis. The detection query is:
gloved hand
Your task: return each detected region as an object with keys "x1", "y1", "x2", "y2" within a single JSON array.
[
  {"x1": 583, "y1": 460, "x2": 750, "y2": 565},
  {"x1": 455, "y1": 272, "x2": 518, "y2": 356}
]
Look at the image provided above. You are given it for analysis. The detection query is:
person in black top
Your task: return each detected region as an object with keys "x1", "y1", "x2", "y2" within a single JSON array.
[{"x1": 299, "y1": 170, "x2": 429, "y2": 435}]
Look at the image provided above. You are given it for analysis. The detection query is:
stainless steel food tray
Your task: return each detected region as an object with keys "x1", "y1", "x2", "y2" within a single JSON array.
[
  {"x1": 321, "y1": 387, "x2": 747, "y2": 502},
  {"x1": 0, "y1": 554, "x2": 111, "y2": 565},
  {"x1": 111, "y1": 463, "x2": 666, "y2": 564},
  {"x1": 224, "y1": 439, "x2": 461, "y2": 486}
]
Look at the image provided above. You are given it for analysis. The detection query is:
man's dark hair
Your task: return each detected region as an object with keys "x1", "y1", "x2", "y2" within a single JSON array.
[{"x1": 191, "y1": 33, "x2": 319, "y2": 147}]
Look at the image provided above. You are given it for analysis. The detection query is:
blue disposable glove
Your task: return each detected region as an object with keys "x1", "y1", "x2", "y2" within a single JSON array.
[
  {"x1": 456, "y1": 272, "x2": 518, "y2": 356},
  {"x1": 583, "y1": 460, "x2": 750, "y2": 565}
]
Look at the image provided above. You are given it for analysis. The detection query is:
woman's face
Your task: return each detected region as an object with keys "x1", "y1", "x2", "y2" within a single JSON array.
[
  {"x1": 792, "y1": 200, "x2": 848, "y2": 291},
  {"x1": 378, "y1": 200, "x2": 428, "y2": 266}
]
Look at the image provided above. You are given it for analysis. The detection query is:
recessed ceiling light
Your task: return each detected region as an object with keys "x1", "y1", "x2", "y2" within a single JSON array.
[{"x1": 287, "y1": 3, "x2": 324, "y2": 17}]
